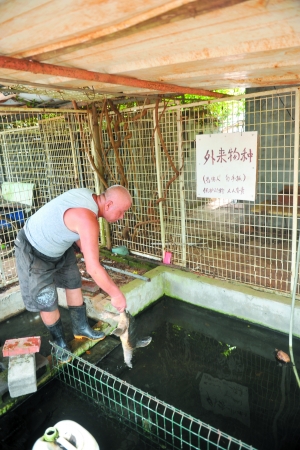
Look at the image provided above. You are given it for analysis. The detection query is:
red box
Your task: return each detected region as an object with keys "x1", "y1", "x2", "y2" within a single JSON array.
[{"x1": 2, "y1": 336, "x2": 41, "y2": 357}]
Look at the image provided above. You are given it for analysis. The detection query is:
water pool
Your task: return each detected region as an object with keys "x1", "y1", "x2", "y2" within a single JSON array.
[
  {"x1": 99, "y1": 297, "x2": 300, "y2": 450},
  {"x1": 1, "y1": 297, "x2": 300, "y2": 449}
]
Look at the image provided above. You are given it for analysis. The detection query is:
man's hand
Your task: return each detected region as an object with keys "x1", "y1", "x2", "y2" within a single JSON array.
[{"x1": 111, "y1": 293, "x2": 127, "y2": 313}]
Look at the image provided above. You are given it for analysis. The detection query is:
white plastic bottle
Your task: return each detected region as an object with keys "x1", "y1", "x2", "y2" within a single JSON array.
[{"x1": 32, "y1": 420, "x2": 99, "y2": 450}]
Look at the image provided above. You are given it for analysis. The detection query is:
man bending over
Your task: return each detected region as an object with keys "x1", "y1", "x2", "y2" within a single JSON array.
[{"x1": 15, "y1": 185, "x2": 132, "y2": 361}]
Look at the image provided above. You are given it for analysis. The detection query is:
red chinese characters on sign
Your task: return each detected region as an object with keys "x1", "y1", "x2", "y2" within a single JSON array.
[{"x1": 204, "y1": 147, "x2": 254, "y2": 165}]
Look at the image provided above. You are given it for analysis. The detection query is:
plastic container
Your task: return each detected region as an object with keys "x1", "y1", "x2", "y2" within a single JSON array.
[
  {"x1": 163, "y1": 251, "x2": 172, "y2": 264},
  {"x1": 32, "y1": 420, "x2": 99, "y2": 450},
  {"x1": 0, "y1": 209, "x2": 25, "y2": 230},
  {"x1": 111, "y1": 245, "x2": 129, "y2": 256}
]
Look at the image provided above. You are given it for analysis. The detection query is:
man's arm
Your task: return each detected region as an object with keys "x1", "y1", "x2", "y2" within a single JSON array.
[{"x1": 65, "y1": 208, "x2": 127, "y2": 312}]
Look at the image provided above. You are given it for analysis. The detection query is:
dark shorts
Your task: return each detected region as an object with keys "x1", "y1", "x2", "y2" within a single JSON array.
[{"x1": 14, "y1": 229, "x2": 82, "y2": 312}]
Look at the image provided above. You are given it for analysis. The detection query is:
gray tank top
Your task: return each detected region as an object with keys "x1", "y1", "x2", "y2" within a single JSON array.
[{"x1": 24, "y1": 188, "x2": 98, "y2": 257}]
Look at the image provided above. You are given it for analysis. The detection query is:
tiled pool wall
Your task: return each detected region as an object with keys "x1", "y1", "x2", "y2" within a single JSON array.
[{"x1": 1, "y1": 266, "x2": 300, "y2": 337}]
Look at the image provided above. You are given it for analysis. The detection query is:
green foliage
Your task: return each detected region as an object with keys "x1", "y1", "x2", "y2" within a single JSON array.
[
  {"x1": 119, "y1": 101, "x2": 139, "y2": 111},
  {"x1": 180, "y1": 88, "x2": 245, "y2": 128},
  {"x1": 2, "y1": 112, "x2": 60, "y2": 129},
  {"x1": 115, "y1": 88, "x2": 245, "y2": 130},
  {"x1": 172, "y1": 324, "x2": 183, "y2": 331},
  {"x1": 11, "y1": 117, "x2": 38, "y2": 128},
  {"x1": 219, "y1": 342, "x2": 237, "y2": 357},
  {"x1": 178, "y1": 88, "x2": 245, "y2": 104}
]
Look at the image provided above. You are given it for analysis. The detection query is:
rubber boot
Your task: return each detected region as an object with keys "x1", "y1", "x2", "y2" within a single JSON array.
[
  {"x1": 69, "y1": 303, "x2": 105, "y2": 340},
  {"x1": 46, "y1": 319, "x2": 72, "y2": 363}
]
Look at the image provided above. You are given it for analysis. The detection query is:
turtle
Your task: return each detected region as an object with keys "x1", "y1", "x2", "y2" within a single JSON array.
[{"x1": 274, "y1": 348, "x2": 291, "y2": 364}]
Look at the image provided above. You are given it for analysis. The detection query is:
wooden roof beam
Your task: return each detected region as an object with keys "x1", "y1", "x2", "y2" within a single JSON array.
[{"x1": 0, "y1": 56, "x2": 226, "y2": 98}]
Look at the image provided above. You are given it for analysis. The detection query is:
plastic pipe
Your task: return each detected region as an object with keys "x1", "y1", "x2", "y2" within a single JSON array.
[{"x1": 103, "y1": 264, "x2": 151, "y2": 282}]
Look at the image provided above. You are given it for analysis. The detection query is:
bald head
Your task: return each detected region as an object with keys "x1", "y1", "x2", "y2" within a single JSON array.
[
  {"x1": 105, "y1": 185, "x2": 132, "y2": 203},
  {"x1": 100, "y1": 185, "x2": 132, "y2": 222}
]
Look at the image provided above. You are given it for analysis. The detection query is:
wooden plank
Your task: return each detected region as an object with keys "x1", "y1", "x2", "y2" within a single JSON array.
[
  {"x1": 20, "y1": 0, "x2": 249, "y2": 61},
  {"x1": 80, "y1": 336, "x2": 120, "y2": 365}
]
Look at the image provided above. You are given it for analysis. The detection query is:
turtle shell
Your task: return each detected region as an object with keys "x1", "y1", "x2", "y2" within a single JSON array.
[{"x1": 275, "y1": 349, "x2": 290, "y2": 363}]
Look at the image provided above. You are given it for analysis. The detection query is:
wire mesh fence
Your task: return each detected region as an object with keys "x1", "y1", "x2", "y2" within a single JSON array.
[
  {"x1": 0, "y1": 109, "x2": 94, "y2": 284},
  {"x1": 0, "y1": 88, "x2": 299, "y2": 297},
  {"x1": 51, "y1": 342, "x2": 256, "y2": 450},
  {"x1": 105, "y1": 89, "x2": 299, "y2": 295}
]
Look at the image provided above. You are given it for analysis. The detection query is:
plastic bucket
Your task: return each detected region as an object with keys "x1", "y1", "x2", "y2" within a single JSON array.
[{"x1": 32, "y1": 420, "x2": 99, "y2": 450}]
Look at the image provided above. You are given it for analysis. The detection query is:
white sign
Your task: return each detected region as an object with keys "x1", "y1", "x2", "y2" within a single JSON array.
[
  {"x1": 199, "y1": 373, "x2": 250, "y2": 427},
  {"x1": 196, "y1": 132, "x2": 258, "y2": 201}
]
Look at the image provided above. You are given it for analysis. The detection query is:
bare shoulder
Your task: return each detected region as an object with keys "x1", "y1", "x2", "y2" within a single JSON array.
[{"x1": 64, "y1": 207, "x2": 98, "y2": 234}]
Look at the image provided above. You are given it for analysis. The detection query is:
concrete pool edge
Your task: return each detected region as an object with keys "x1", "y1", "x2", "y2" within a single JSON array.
[
  {"x1": 1, "y1": 266, "x2": 299, "y2": 338},
  {"x1": 161, "y1": 267, "x2": 300, "y2": 337},
  {"x1": 115, "y1": 266, "x2": 300, "y2": 338}
]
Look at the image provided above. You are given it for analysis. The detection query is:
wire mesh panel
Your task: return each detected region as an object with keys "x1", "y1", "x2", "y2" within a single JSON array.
[
  {"x1": 104, "y1": 89, "x2": 299, "y2": 296},
  {"x1": 0, "y1": 89, "x2": 299, "y2": 297},
  {"x1": 176, "y1": 89, "x2": 297, "y2": 293},
  {"x1": 180, "y1": 100, "x2": 247, "y2": 279},
  {"x1": 244, "y1": 90, "x2": 297, "y2": 292},
  {"x1": 0, "y1": 108, "x2": 94, "y2": 285},
  {"x1": 38, "y1": 116, "x2": 80, "y2": 198},
  {"x1": 0, "y1": 121, "x2": 45, "y2": 283},
  {"x1": 38, "y1": 114, "x2": 95, "y2": 198},
  {"x1": 154, "y1": 106, "x2": 185, "y2": 266},
  {"x1": 51, "y1": 343, "x2": 256, "y2": 450},
  {"x1": 100, "y1": 101, "x2": 163, "y2": 258}
]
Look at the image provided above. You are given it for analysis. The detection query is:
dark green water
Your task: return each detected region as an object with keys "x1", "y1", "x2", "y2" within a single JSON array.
[
  {"x1": 0, "y1": 377, "x2": 160, "y2": 450},
  {"x1": 1, "y1": 297, "x2": 300, "y2": 450},
  {"x1": 99, "y1": 298, "x2": 300, "y2": 450},
  {"x1": 0, "y1": 307, "x2": 159, "y2": 450}
]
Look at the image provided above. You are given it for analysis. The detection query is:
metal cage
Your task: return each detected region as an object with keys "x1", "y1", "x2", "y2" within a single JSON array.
[{"x1": 0, "y1": 87, "x2": 299, "y2": 299}]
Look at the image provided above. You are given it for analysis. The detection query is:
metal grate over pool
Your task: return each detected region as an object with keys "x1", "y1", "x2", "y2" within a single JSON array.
[{"x1": 51, "y1": 343, "x2": 256, "y2": 450}]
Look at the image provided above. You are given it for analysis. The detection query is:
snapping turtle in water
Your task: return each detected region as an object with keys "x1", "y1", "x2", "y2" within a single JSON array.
[{"x1": 275, "y1": 349, "x2": 291, "y2": 365}]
